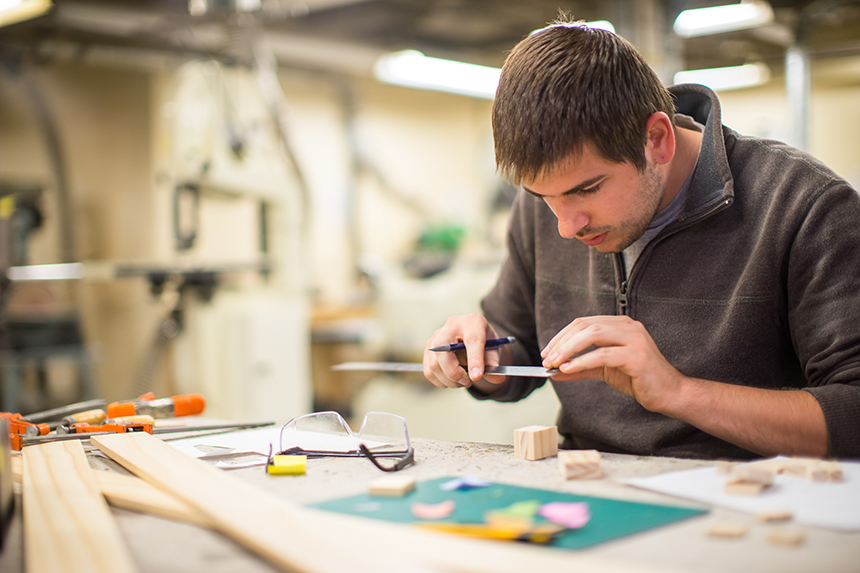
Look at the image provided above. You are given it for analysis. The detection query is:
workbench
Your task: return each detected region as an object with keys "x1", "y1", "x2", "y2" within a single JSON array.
[{"x1": 1, "y1": 436, "x2": 858, "y2": 572}]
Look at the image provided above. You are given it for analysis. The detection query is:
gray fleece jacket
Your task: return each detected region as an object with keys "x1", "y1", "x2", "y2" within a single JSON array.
[{"x1": 474, "y1": 84, "x2": 860, "y2": 460}]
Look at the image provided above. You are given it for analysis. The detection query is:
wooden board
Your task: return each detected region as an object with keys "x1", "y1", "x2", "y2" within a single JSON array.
[
  {"x1": 16, "y1": 448, "x2": 207, "y2": 527},
  {"x1": 90, "y1": 432, "x2": 404, "y2": 573},
  {"x1": 91, "y1": 433, "x2": 661, "y2": 573},
  {"x1": 23, "y1": 441, "x2": 137, "y2": 573},
  {"x1": 93, "y1": 471, "x2": 210, "y2": 528}
]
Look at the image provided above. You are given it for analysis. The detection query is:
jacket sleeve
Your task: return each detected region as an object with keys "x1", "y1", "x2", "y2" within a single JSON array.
[
  {"x1": 788, "y1": 180, "x2": 860, "y2": 459},
  {"x1": 468, "y1": 191, "x2": 548, "y2": 402}
]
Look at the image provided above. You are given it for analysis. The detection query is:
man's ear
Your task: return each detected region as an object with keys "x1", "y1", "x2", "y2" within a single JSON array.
[{"x1": 645, "y1": 112, "x2": 675, "y2": 166}]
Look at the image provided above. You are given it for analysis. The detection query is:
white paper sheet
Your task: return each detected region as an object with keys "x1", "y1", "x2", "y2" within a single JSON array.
[{"x1": 625, "y1": 457, "x2": 860, "y2": 531}]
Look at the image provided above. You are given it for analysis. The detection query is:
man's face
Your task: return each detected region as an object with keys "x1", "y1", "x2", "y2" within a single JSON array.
[{"x1": 521, "y1": 146, "x2": 666, "y2": 253}]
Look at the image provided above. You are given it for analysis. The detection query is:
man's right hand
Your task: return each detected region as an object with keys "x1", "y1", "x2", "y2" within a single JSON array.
[{"x1": 422, "y1": 313, "x2": 510, "y2": 391}]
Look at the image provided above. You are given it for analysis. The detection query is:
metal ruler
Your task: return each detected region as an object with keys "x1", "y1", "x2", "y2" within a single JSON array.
[{"x1": 332, "y1": 362, "x2": 559, "y2": 377}]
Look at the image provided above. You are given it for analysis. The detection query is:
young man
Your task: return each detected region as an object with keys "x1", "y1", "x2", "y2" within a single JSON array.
[{"x1": 422, "y1": 21, "x2": 860, "y2": 460}]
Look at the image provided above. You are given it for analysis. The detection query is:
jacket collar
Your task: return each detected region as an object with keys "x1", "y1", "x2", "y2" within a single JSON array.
[{"x1": 669, "y1": 84, "x2": 735, "y2": 220}]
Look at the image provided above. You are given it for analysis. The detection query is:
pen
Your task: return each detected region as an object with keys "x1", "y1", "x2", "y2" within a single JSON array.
[{"x1": 429, "y1": 336, "x2": 516, "y2": 353}]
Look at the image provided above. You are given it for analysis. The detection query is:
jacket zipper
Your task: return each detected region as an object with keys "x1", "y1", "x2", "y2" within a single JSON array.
[{"x1": 616, "y1": 196, "x2": 733, "y2": 317}]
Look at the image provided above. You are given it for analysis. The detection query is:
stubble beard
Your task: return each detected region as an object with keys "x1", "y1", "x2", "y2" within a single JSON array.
[{"x1": 606, "y1": 164, "x2": 665, "y2": 253}]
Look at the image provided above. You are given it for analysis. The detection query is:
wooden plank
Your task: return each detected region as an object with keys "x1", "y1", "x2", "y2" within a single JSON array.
[
  {"x1": 91, "y1": 433, "x2": 660, "y2": 573},
  {"x1": 23, "y1": 441, "x2": 137, "y2": 573},
  {"x1": 93, "y1": 471, "x2": 210, "y2": 528},
  {"x1": 90, "y1": 432, "x2": 405, "y2": 573},
  {"x1": 17, "y1": 448, "x2": 207, "y2": 527}
]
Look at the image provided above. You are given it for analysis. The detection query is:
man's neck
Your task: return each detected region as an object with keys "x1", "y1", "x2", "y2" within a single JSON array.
[{"x1": 659, "y1": 127, "x2": 703, "y2": 211}]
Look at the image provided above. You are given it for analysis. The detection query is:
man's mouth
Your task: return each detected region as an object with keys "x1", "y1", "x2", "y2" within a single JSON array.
[{"x1": 579, "y1": 232, "x2": 608, "y2": 246}]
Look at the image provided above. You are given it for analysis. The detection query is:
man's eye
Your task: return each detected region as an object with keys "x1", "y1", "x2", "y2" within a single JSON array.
[{"x1": 579, "y1": 184, "x2": 601, "y2": 196}]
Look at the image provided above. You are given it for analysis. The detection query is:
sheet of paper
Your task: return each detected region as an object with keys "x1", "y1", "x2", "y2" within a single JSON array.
[{"x1": 625, "y1": 457, "x2": 860, "y2": 531}]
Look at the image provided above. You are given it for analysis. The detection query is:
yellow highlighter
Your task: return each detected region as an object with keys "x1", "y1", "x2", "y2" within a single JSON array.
[{"x1": 267, "y1": 454, "x2": 307, "y2": 476}]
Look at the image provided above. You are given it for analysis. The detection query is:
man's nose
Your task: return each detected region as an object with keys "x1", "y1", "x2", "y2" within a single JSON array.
[{"x1": 554, "y1": 204, "x2": 589, "y2": 239}]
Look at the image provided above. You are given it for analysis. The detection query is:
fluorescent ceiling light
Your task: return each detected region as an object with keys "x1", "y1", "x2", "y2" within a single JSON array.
[
  {"x1": 7, "y1": 262, "x2": 84, "y2": 281},
  {"x1": 673, "y1": 1, "x2": 774, "y2": 38},
  {"x1": 373, "y1": 50, "x2": 501, "y2": 100},
  {"x1": 674, "y1": 63, "x2": 771, "y2": 91},
  {"x1": 0, "y1": 0, "x2": 51, "y2": 27},
  {"x1": 374, "y1": 20, "x2": 617, "y2": 100}
]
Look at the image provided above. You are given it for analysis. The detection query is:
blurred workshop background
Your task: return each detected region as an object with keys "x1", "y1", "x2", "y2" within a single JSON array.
[{"x1": 0, "y1": 0, "x2": 858, "y2": 444}]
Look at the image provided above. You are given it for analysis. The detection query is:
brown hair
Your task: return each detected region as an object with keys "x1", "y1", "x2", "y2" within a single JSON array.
[{"x1": 492, "y1": 21, "x2": 676, "y2": 185}]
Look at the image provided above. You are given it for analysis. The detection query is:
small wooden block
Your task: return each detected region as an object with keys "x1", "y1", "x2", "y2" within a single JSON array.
[
  {"x1": 707, "y1": 523, "x2": 748, "y2": 538},
  {"x1": 757, "y1": 509, "x2": 793, "y2": 523},
  {"x1": 747, "y1": 457, "x2": 788, "y2": 474},
  {"x1": 766, "y1": 529, "x2": 806, "y2": 547},
  {"x1": 267, "y1": 455, "x2": 307, "y2": 476},
  {"x1": 725, "y1": 480, "x2": 766, "y2": 496},
  {"x1": 558, "y1": 450, "x2": 602, "y2": 480},
  {"x1": 714, "y1": 460, "x2": 736, "y2": 475},
  {"x1": 730, "y1": 463, "x2": 775, "y2": 486},
  {"x1": 809, "y1": 464, "x2": 830, "y2": 482},
  {"x1": 783, "y1": 457, "x2": 821, "y2": 479},
  {"x1": 368, "y1": 474, "x2": 416, "y2": 497},
  {"x1": 513, "y1": 425, "x2": 558, "y2": 461},
  {"x1": 818, "y1": 460, "x2": 843, "y2": 482}
]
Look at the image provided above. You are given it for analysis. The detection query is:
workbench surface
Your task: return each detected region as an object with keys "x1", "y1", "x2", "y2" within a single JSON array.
[{"x1": 2, "y1": 437, "x2": 858, "y2": 572}]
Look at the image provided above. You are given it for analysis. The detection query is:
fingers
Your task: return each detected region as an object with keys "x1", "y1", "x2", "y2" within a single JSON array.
[
  {"x1": 541, "y1": 316, "x2": 641, "y2": 370},
  {"x1": 424, "y1": 343, "x2": 470, "y2": 388},
  {"x1": 423, "y1": 314, "x2": 502, "y2": 389}
]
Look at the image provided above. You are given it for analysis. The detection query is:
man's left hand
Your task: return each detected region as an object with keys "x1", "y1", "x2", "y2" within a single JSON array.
[{"x1": 541, "y1": 315, "x2": 684, "y2": 413}]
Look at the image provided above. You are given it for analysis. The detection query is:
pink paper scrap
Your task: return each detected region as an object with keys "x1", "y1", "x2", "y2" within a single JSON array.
[
  {"x1": 537, "y1": 502, "x2": 591, "y2": 529},
  {"x1": 412, "y1": 500, "x2": 456, "y2": 520}
]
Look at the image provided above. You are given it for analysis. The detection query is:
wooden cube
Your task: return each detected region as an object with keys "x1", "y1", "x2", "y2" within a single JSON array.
[
  {"x1": 513, "y1": 425, "x2": 558, "y2": 461},
  {"x1": 558, "y1": 449, "x2": 602, "y2": 480}
]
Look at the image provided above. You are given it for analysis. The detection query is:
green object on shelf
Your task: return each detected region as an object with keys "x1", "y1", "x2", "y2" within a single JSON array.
[
  {"x1": 310, "y1": 476, "x2": 706, "y2": 551},
  {"x1": 416, "y1": 224, "x2": 465, "y2": 252}
]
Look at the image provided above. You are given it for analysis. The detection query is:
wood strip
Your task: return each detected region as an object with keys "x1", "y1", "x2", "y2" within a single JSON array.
[
  {"x1": 90, "y1": 432, "x2": 399, "y2": 573},
  {"x1": 93, "y1": 471, "x2": 211, "y2": 528},
  {"x1": 23, "y1": 441, "x2": 137, "y2": 573},
  {"x1": 17, "y1": 449, "x2": 207, "y2": 527},
  {"x1": 91, "y1": 433, "x2": 663, "y2": 573}
]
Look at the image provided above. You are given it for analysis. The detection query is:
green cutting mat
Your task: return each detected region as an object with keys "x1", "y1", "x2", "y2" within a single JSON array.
[{"x1": 310, "y1": 477, "x2": 706, "y2": 550}]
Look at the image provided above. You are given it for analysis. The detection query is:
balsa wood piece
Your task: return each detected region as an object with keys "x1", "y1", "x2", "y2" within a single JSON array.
[
  {"x1": 558, "y1": 450, "x2": 602, "y2": 480},
  {"x1": 513, "y1": 425, "x2": 558, "y2": 461},
  {"x1": 729, "y1": 464, "x2": 775, "y2": 486},
  {"x1": 746, "y1": 457, "x2": 788, "y2": 474},
  {"x1": 368, "y1": 474, "x2": 417, "y2": 497},
  {"x1": 94, "y1": 470, "x2": 211, "y2": 528},
  {"x1": 783, "y1": 457, "x2": 821, "y2": 479},
  {"x1": 23, "y1": 441, "x2": 137, "y2": 573},
  {"x1": 706, "y1": 523, "x2": 748, "y2": 538},
  {"x1": 724, "y1": 480, "x2": 766, "y2": 496},
  {"x1": 817, "y1": 461, "x2": 843, "y2": 482},
  {"x1": 756, "y1": 509, "x2": 793, "y2": 523},
  {"x1": 766, "y1": 529, "x2": 806, "y2": 546}
]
